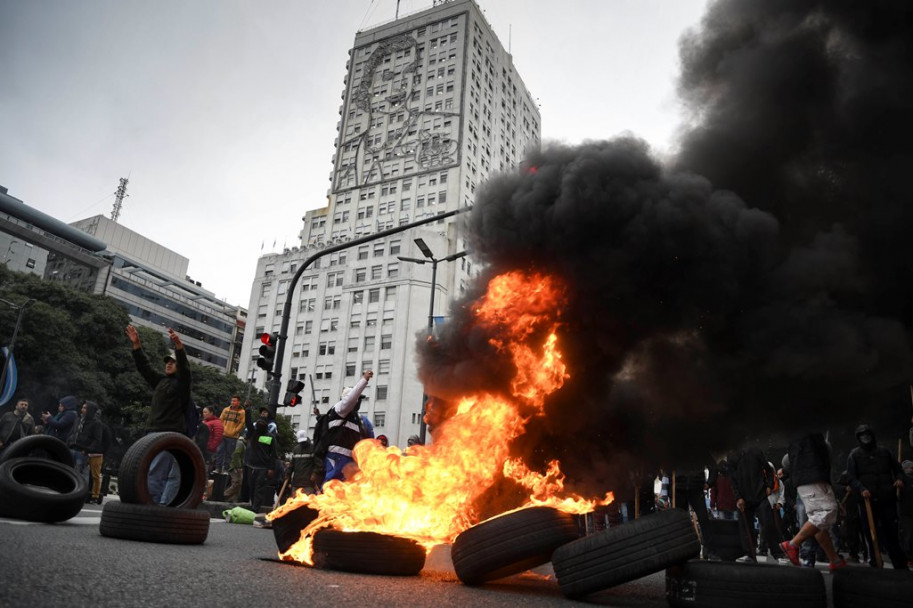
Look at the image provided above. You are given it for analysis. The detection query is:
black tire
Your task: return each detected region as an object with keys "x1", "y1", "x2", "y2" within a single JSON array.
[
  {"x1": 99, "y1": 501, "x2": 210, "y2": 544},
  {"x1": 272, "y1": 504, "x2": 320, "y2": 554},
  {"x1": 311, "y1": 529, "x2": 426, "y2": 575},
  {"x1": 117, "y1": 432, "x2": 205, "y2": 509},
  {"x1": 552, "y1": 508, "x2": 700, "y2": 598},
  {"x1": 451, "y1": 506, "x2": 580, "y2": 585},
  {"x1": 832, "y1": 566, "x2": 913, "y2": 608},
  {"x1": 0, "y1": 434, "x2": 75, "y2": 467},
  {"x1": 702, "y1": 518, "x2": 749, "y2": 561},
  {"x1": 666, "y1": 560, "x2": 826, "y2": 607},
  {"x1": 0, "y1": 457, "x2": 89, "y2": 522}
]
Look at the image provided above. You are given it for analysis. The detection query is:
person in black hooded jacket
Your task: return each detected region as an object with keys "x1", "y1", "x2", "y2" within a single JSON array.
[
  {"x1": 846, "y1": 424, "x2": 907, "y2": 569},
  {"x1": 72, "y1": 401, "x2": 105, "y2": 504}
]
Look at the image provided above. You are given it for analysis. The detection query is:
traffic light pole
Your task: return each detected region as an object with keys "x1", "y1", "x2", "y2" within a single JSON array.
[{"x1": 267, "y1": 207, "x2": 470, "y2": 418}]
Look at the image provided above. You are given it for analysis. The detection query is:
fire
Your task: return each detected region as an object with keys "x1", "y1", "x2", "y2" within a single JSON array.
[{"x1": 273, "y1": 270, "x2": 611, "y2": 566}]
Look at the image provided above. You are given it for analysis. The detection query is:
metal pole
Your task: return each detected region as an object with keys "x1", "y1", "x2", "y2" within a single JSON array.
[
  {"x1": 266, "y1": 207, "x2": 469, "y2": 416},
  {"x1": 428, "y1": 259, "x2": 438, "y2": 333}
]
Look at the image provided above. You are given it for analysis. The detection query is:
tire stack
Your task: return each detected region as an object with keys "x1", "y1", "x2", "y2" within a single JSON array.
[
  {"x1": 99, "y1": 432, "x2": 210, "y2": 544},
  {"x1": 0, "y1": 435, "x2": 89, "y2": 523}
]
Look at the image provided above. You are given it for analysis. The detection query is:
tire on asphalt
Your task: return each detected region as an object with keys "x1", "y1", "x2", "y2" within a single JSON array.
[
  {"x1": 116, "y1": 432, "x2": 206, "y2": 509},
  {"x1": 832, "y1": 566, "x2": 913, "y2": 608},
  {"x1": 552, "y1": 508, "x2": 701, "y2": 598},
  {"x1": 272, "y1": 504, "x2": 320, "y2": 554},
  {"x1": 0, "y1": 434, "x2": 75, "y2": 467},
  {"x1": 0, "y1": 457, "x2": 89, "y2": 522},
  {"x1": 311, "y1": 529, "x2": 426, "y2": 575},
  {"x1": 666, "y1": 559, "x2": 826, "y2": 608},
  {"x1": 451, "y1": 506, "x2": 580, "y2": 585},
  {"x1": 99, "y1": 500, "x2": 210, "y2": 544}
]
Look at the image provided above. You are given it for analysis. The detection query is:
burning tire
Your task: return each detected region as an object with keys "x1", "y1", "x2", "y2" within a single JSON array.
[
  {"x1": 99, "y1": 501, "x2": 210, "y2": 544},
  {"x1": 666, "y1": 560, "x2": 826, "y2": 607},
  {"x1": 451, "y1": 506, "x2": 580, "y2": 585},
  {"x1": 116, "y1": 432, "x2": 206, "y2": 509},
  {"x1": 311, "y1": 529, "x2": 426, "y2": 575},
  {"x1": 272, "y1": 504, "x2": 320, "y2": 554},
  {"x1": 0, "y1": 434, "x2": 75, "y2": 468},
  {"x1": 832, "y1": 567, "x2": 913, "y2": 608},
  {"x1": 552, "y1": 508, "x2": 700, "y2": 598},
  {"x1": 0, "y1": 457, "x2": 88, "y2": 522}
]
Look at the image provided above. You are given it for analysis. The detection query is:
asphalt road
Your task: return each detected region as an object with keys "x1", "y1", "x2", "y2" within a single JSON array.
[{"x1": 2, "y1": 498, "x2": 849, "y2": 608}]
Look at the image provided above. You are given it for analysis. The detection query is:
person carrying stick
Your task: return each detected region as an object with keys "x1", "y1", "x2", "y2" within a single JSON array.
[{"x1": 846, "y1": 424, "x2": 908, "y2": 570}]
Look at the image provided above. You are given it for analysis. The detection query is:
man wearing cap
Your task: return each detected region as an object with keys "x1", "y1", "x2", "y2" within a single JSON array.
[
  {"x1": 286, "y1": 429, "x2": 320, "y2": 497},
  {"x1": 125, "y1": 324, "x2": 191, "y2": 505},
  {"x1": 314, "y1": 370, "x2": 373, "y2": 485}
]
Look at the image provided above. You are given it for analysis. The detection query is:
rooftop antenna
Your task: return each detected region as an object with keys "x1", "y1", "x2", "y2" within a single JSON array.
[{"x1": 111, "y1": 177, "x2": 129, "y2": 223}]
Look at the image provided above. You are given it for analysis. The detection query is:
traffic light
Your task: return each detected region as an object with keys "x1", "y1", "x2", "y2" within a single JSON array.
[
  {"x1": 283, "y1": 379, "x2": 305, "y2": 407},
  {"x1": 257, "y1": 332, "x2": 278, "y2": 373}
]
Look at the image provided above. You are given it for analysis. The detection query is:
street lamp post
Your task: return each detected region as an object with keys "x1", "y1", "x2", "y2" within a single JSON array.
[{"x1": 398, "y1": 238, "x2": 466, "y2": 443}]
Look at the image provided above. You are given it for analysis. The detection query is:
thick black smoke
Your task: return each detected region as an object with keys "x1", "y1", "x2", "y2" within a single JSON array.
[{"x1": 417, "y1": 1, "x2": 913, "y2": 491}]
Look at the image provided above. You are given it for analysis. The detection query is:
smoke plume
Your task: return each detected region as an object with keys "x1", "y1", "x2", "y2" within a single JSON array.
[{"x1": 417, "y1": 1, "x2": 913, "y2": 488}]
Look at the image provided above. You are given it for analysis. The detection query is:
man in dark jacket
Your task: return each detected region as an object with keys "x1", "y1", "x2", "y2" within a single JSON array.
[
  {"x1": 847, "y1": 424, "x2": 907, "y2": 569},
  {"x1": 248, "y1": 419, "x2": 278, "y2": 512},
  {"x1": 730, "y1": 446, "x2": 783, "y2": 561},
  {"x1": 72, "y1": 401, "x2": 105, "y2": 504},
  {"x1": 125, "y1": 324, "x2": 191, "y2": 505},
  {"x1": 42, "y1": 395, "x2": 79, "y2": 442},
  {"x1": 286, "y1": 430, "x2": 320, "y2": 498},
  {"x1": 0, "y1": 399, "x2": 35, "y2": 454},
  {"x1": 779, "y1": 432, "x2": 846, "y2": 571}
]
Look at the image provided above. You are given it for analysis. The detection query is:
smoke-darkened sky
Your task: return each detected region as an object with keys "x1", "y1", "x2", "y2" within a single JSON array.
[
  {"x1": 0, "y1": 0, "x2": 705, "y2": 307},
  {"x1": 419, "y1": 0, "x2": 913, "y2": 486}
]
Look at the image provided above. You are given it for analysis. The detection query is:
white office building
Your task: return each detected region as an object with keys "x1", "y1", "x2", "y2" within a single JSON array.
[{"x1": 238, "y1": 0, "x2": 540, "y2": 444}]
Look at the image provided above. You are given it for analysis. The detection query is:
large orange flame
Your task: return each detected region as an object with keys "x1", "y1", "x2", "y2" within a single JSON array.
[{"x1": 272, "y1": 270, "x2": 612, "y2": 565}]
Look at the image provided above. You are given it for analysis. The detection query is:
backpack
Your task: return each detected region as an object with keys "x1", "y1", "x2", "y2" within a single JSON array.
[
  {"x1": 185, "y1": 399, "x2": 201, "y2": 438},
  {"x1": 312, "y1": 413, "x2": 331, "y2": 458}
]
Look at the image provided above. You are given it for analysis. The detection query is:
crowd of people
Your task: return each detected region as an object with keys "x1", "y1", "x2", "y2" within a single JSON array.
[{"x1": 590, "y1": 423, "x2": 913, "y2": 571}]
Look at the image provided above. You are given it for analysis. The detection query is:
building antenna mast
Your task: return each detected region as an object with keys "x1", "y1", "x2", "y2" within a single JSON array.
[{"x1": 111, "y1": 177, "x2": 129, "y2": 223}]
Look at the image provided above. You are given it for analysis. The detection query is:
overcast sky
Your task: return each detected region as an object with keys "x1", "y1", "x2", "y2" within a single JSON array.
[{"x1": 0, "y1": 0, "x2": 708, "y2": 307}]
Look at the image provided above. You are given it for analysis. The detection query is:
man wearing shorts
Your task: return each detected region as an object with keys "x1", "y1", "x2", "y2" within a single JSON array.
[{"x1": 779, "y1": 431, "x2": 847, "y2": 571}]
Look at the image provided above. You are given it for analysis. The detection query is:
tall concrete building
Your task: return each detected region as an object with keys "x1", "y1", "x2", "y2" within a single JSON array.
[{"x1": 238, "y1": 0, "x2": 540, "y2": 443}]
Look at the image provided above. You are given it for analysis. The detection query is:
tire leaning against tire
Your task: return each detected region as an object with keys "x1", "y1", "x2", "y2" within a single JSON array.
[
  {"x1": 0, "y1": 434, "x2": 75, "y2": 467},
  {"x1": 117, "y1": 432, "x2": 205, "y2": 509},
  {"x1": 99, "y1": 501, "x2": 210, "y2": 544},
  {"x1": 451, "y1": 506, "x2": 580, "y2": 585},
  {"x1": 666, "y1": 560, "x2": 826, "y2": 608},
  {"x1": 832, "y1": 566, "x2": 913, "y2": 608},
  {"x1": 552, "y1": 508, "x2": 701, "y2": 598},
  {"x1": 0, "y1": 457, "x2": 89, "y2": 522},
  {"x1": 311, "y1": 529, "x2": 426, "y2": 575}
]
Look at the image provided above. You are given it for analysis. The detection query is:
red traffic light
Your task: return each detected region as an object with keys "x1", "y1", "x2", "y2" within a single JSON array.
[{"x1": 260, "y1": 332, "x2": 275, "y2": 345}]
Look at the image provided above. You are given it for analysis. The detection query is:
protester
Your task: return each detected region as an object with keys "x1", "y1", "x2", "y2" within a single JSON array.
[
  {"x1": 248, "y1": 419, "x2": 278, "y2": 513},
  {"x1": 313, "y1": 370, "x2": 374, "y2": 485},
  {"x1": 730, "y1": 446, "x2": 784, "y2": 562},
  {"x1": 70, "y1": 401, "x2": 105, "y2": 504},
  {"x1": 216, "y1": 396, "x2": 245, "y2": 474},
  {"x1": 222, "y1": 432, "x2": 246, "y2": 503},
  {"x1": 846, "y1": 424, "x2": 908, "y2": 569},
  {"x1": 710, "y1": 457, "x2": 738, "y2": 520},
  {"x1": 671, "y1": 463, "x2": 717, "y2": 550},
  {"x1": 778, "y1": 432, "x2": 847, "y2": 571},
  {"x1": 899, "y1": 460, "x2": 913, "y2": 566},
  {"x1": 42, "y1": 395, "x2": 79, "y2": 442},
  {"x1": 376, "y1": 434, "x2": 389, "y2": 448},
  {"x1": 286, "y1": 430, "x2": 320, "y2": 497},
  {"x1": 125, "y1": 324, "x2": 191, "y2": 506},
  {"x1": 0, "y1": 398, "x2": 35, "y2": 454},
  {"x1": 201, "y1": 406, "x2": 223, "y2": 473}
]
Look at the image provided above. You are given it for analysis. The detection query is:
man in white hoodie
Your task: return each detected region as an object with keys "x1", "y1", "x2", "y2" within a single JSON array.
[{"x1": 315, "y1": 370, "x2": 373, "y2": 485}]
